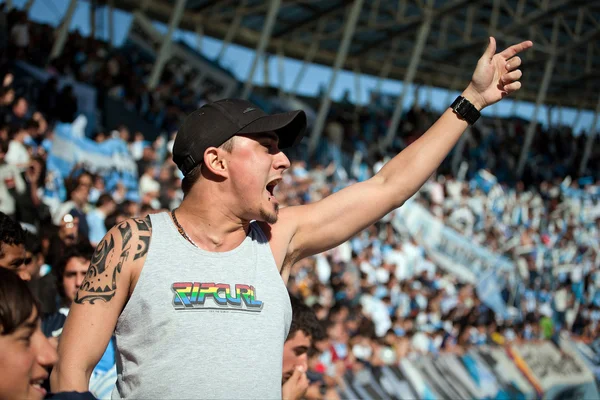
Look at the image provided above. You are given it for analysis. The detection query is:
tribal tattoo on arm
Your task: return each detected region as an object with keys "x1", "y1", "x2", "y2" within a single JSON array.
[{"x1": 75, "y1": 216, "x2": 152, "y2": 304}]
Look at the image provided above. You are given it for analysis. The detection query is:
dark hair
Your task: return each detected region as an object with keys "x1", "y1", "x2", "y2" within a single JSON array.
[
  {"x1": 24, "y1": 231, "x2": 42, "y2": 255},
  {"x1": 65, "y1": 170, "x2": 92, "y2": 201},
  {"x1": 287, "y1": 295, "x2": 324, "y2": 342},
  {"x1": 54, "y1": 243, "x2": 94, "y2": 300},
  {"x1": 0, "y1": 138, "x2": 8, "y2": 153},
  {"x1": 0, "y1": 212, "x2": 26, "y2": 258},
  {"x1": 181, "y1": 165, "x2": 201, "y2": 196},
  {"x1": 96, "y1": 193, "x2": 114, "y2": 208},
  {"x1": 181, "y1": 137, "x2": 236, "y2": 196},
  {"x1": 0, "y1": 268, "x2": 39, "y2": 335}
]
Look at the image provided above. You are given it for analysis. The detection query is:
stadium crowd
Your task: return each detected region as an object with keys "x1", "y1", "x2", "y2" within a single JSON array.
[{"x1": 0, "y1": 5, "x2": 599, "y2": 399}]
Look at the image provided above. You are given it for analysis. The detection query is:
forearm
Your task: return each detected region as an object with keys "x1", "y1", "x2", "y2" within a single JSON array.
[
  {"x1": 376, "y1": 87, "x2": 482, "y2": 205},
  {"x1": 50, "y1": 362, "x2": 92, "y2": 392}
]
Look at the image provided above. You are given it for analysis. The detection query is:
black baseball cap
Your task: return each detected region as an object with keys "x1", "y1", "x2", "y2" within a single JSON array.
[{"x1": 173, "y1": 99, "x2": 307, "y2": 176}]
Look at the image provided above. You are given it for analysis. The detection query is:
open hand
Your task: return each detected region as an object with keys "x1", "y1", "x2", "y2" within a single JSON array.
[{"x1": 463, "y1": 37, "x2": 533, "y2": 110}]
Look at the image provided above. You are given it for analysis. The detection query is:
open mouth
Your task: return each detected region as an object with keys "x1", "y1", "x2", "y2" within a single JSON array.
[
  {"x1": 266, "y1": 179, "x2": 281, "y2": 197},
  {"x1": 30, "y1": 378, "x2": 47, "y2": 396}
]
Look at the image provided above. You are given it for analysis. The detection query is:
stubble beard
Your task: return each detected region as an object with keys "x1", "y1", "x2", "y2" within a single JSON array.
[{"x1": 260, "y1": 203, "x2": 279, "y2": 224}]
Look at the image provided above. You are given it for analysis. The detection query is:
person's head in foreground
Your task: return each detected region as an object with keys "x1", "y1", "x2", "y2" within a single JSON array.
[
  {"x1": 173, "y1": 99, "x2": 306, "y2": 224},
  {"x1": 0, "y1": 211, "x2": 29, "y2": 280},
  {"x1": 282, "y1": 295, "x2": 324, "y2": 384},
  {"x1": 0, "y1": 268, "x2": 58, "y2": 399}
]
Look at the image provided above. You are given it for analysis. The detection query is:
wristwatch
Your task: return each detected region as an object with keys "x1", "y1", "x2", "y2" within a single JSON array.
[{"x1": 450, "y1": 96, "x2": 481, "y2": 125}]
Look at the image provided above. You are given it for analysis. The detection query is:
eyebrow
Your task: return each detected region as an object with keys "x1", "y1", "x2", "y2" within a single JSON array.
[
  {"x1": 252, "y1": 132, "x2": 279, "y2": 144},
  {"x1": 18, "y1": 319, "x2": 38, "y2": 333}
]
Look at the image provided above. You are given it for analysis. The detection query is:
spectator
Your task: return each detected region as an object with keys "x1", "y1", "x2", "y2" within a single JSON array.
[
  {"x1": 6, "y1": 95, "x2": 28, "y2": 129},
  {"x1": 42, "y1": 243, "x2": 94, "y2": 338},
  {"x1": 86, "y1": 194, "x2": 116, "y2": 247},
  {"x1": 0, "y1": 137, "x2": 25, "y2": 216},
  {"x1": 0, "y1": 210, "x2": 29, "y2": 280},
  {"x1": 0, "y1": 267, "x2": 58, "y2": 400},
  {"x1": 54, "y1": 172, "x2": 93, "y2": 241},
  {"x1": 5, "y1": 125, "x2": 30, "y2": 169}
]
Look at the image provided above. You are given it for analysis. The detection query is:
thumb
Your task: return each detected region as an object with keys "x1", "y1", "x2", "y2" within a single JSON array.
[{"x1": 483, "y1": 37, "x2": 496, "y2": 61}]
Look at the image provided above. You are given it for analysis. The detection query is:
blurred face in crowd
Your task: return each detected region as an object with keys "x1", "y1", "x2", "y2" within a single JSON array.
[
  {"x1": 13, "y1": 98, "x2": 28, "y2": 118},
  {"x1": 282, "y1": 330, "x2": 311, "y2": 383},
  {"x1": 0, "y1": 309, "x2": 58, "y2": 399},
  {"x1": 1, "y1": 88, "x2": 14, "y2": 105},
  {"x1": 62, "y1": 256, "x2": 90, "y2": 306},
  {"x1": 224, "y1": 132, "x2": 290, "y2": 224},
  {"x1": 71, "y1": 176, "x2": 92, "y2": 207},
  {"x1": 0, "y1": 243, "x2": 30, "y2": 281},
  {"x1": 22, "y1": 249, "x2": 39, "y2": 281}
]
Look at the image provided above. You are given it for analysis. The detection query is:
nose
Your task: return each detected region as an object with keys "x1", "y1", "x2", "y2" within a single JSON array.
[
  {"x1": 18, "y1": 269, "x2": 32, "y2": 281},
  {"x1": 297, "y1": 353, "x2": 308, "y2": 372},
  {"x1": 35, "y1": 334, "x2": 59, "y2": 368},
  {"x1": 76, "y1": 274, "x2": 85, "y2": 288},
  {"x1": 274, "y1": 150, "x2": 290, "y2": 171}
]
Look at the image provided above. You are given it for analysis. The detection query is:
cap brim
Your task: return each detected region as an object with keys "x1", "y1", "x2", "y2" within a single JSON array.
[{"x1": 237, "y1": 110, "x2": 307, "y2": 148}]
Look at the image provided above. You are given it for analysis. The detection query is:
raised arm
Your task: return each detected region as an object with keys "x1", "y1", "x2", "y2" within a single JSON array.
[
  {"x1": 50, "y1": 216, "x2": 152, "y2": 392},
  {"x1": 280, "y1": 38, "x2": 532, "y2": 264}
]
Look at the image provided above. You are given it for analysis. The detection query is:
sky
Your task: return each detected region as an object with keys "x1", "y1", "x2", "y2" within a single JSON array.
[{"x1": 4, "y1": 0, "x2": 598, "y2": 135}]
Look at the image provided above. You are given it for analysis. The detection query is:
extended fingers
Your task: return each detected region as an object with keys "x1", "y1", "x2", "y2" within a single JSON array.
[
  {"x1": 500, "y1": 40, "x2": 533, "y2": 59},
  {"x1": 502, "y1": 69, "x2": 522, "y2": 84},
  {"x1": 504, "y1": 81, "x2": 522, "y2": 94},
  {"x1": 506, "y1": 56, "x2": 521, "y2": 71}
]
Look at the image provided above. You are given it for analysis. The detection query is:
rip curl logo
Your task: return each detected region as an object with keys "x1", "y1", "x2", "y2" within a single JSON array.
[{"x1": 171, "y1": 282, "x2": 263, "y2": 312}]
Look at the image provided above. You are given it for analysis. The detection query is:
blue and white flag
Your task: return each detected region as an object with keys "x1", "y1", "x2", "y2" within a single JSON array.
[{"x1": 47, "y1": 123, "x2": 139, "y2": 202}]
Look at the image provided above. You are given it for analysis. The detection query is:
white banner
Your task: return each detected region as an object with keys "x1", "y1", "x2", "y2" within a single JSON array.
[{"x1": 393, "y1": 200, "x2": 515, "y2": 283}]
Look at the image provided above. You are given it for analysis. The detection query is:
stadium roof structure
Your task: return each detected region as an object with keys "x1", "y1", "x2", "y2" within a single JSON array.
[
  {"x1": 101, "y1": 0, "x2": 600, "y2": 109},
  {"x1": 61, "y1": 0, "x2": 600, "y2": 173}
]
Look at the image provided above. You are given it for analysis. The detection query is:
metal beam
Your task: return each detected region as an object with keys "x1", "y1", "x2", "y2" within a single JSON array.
[
  {"x1": 277, "y1": 43, "x2": 285, "y2": 96},
  {"x1": 147, "y1": 0, "x2": 187, "y2": 90},
  {"x1": 195, "y1": 22, "x2": 204, "y2": 53},
  {"x1": 437, "y1": 0, "x2": 586, "y2": 60},
  {"x1": 49, "y1": 0, "x2": 78, "y2": 61},
  {"x1": 108, "y1": 0, "x2": 114, "y2": 47},
  {"x1": 382, "y1": 6, "x2": 433, "y2": 149},
  {"x1": 288, "y1": 19, "x2": 326, "y2": 96},
  {"x1": 354, "y1": 61, "x2": 362, "y2": 105},
  {"x1": 23, "y1": 0, "x2": 35, "y2": 13},
  {"x1": 215, "y1": 1, "x2": 246, "y2": 62},
  {"x1": 354, "y1": 0, "x2": 474, "y2": 56},
  {"x1": 308, "y1": 0, "x2": 364, "y2": 155},
  {"x1": 375, "y1": 38, "x2": 401, "y2": 92},
  {"x1": 90, "y1": 0, "x2": 96, "y2": 38},
  {"x1": 579, "y1": 94, "x2": 600, "y2": 175},
  {"x1": 241, "y1": 0, "x2": 282, "y2": 99},
  {"x1": 273, "y1": 1, "x2": 349, "y2": 38},
  {"x1": 516, "y1": 17, "x2": 559, "y2": 178},
  {"x1": 187, "y1": 0, "x2": 220, "y2": 11}
]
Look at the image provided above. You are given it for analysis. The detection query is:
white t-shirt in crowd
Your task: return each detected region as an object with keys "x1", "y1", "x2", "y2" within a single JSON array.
[
  {"x1": 554, "y1": 288, "x2": 568, "y2": 312},
  {"x1": 5, "y1": 141, "x2": 30, "y2": 170}
]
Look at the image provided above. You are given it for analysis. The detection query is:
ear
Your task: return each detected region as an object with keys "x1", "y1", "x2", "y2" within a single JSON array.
[{"x1": 203, "y1": 147, "x2": 228, "y2": 178}]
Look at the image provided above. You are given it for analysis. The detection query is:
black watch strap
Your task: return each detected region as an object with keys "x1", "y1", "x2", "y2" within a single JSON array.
[{"x1": 450, "y1": 96, "x2": 480, "y2": 125}]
